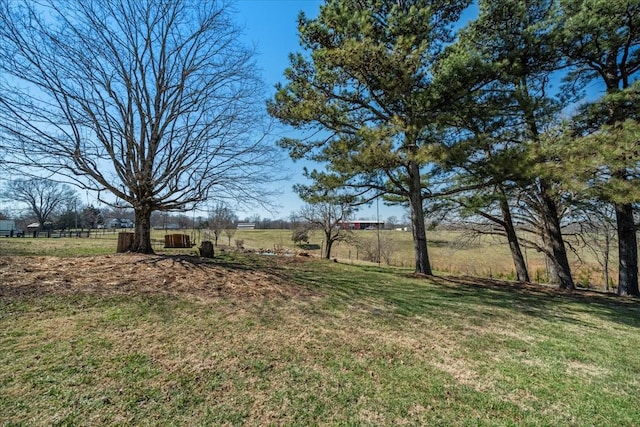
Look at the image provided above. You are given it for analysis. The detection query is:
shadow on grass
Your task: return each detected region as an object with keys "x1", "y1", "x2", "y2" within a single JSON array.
[
  {"x1": 130, "y1": 252, "x2": 317, "y2": 293},
  {"x1": 0, "y1": 252, "x2": 315, "y2": 305},
  {"x1": 136, "y1": 251, "x2": 285, "y2": 272},
  {"x1": 134, "y1": 252, "x2": 254, "y2": 271},
  {"x1": 298, "y1": 244, "x2": 321, "y2": 251},
  {"x1": 428, "y1": 275, "x2": 640, "y2": 328},
  {"x1": 272, "y1": 257, "x2": 640, "y2": 329}
]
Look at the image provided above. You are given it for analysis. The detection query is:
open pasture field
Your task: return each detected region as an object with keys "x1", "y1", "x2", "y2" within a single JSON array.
[
  {"x1": 1, "y1": 248, "x2": 639, "y2": 426},
  {"x1": 226, "y1": 228, "x2": 610, "y2": 288}
]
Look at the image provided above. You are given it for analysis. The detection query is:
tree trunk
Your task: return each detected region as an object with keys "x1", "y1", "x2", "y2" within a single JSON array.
[
  {"x1": 539, "y1": 181, "x2": 574, "y2": 290},
  {"x1": 614, "y1": 202, "x2": 639, "y2": 296},
  {"x1": 131, "y1": 206, "x2": 154, "y2": 254},
  {"x1": 517, "y1": 78, "x2": 573, "y2": 289},
  {"x1": 604, "y1": 252, "x2": 610, "y2": 292},
  {"x1": 603, "y1": 231, "x2": 611, "y2": 291},
  {"x1": 499, "y1": 195, "x2": 530, "y2": 282},
  {"x1": 408, "y1": 161, "x2": 432, "y2": 275},
  {"x1": 324, "y1": 237, "x2": 333, "y2": 259}
]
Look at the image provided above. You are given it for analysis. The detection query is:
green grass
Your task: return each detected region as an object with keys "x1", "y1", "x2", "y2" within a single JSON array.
[
  {"x1": 0, "y1": 231, "x2": 203, "y2": 257},
  {"x1": 0, "y1": 233, "x2": 116, "y2": 256},
  {"x1": 1, "y1": 250, "x2": 639, "y2": 426}
]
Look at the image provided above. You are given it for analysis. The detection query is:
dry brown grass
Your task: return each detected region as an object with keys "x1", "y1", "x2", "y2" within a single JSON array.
[
  {"x1": 0, "y1": 254, "x2": 317, "y2": 302},
  {"x1": 238, "y1": 228, "x2": 611, "y2": 287}
]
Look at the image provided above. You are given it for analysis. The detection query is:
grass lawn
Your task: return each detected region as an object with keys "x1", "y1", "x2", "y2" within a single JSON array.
[{"x1": 1, "y1": 248, "x2": 639, "y2": 425}]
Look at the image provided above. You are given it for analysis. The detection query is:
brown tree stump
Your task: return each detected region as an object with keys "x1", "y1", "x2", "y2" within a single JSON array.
[
  {"x1": 199, "y1": 240, "x2": 214, "y2": 258},
  {"x1": 116, "y1": 232, "x2": 135, "y2": 253}
]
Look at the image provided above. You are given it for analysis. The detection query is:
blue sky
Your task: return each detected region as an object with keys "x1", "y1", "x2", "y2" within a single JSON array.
[
  {"x1": 234, "y1": 0, "x2": 323, "y2": 90},
  {"x1": 232, "y1": 0, "x2": 326, "y2": 220}
]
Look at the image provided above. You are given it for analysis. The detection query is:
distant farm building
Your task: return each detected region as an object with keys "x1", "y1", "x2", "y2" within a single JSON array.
[
  {"x1": 340, "y1": 220, "x2": 384, "y2": 230},
  {"x1": 107, "y1": 218, "x2": 134, "y2": 228},
  {"x1": 153, "y1": 223, "x2": 180, "y2": 230},
  {"x1": 237, "y1": 223, "x2": 256, "y2": 230}
]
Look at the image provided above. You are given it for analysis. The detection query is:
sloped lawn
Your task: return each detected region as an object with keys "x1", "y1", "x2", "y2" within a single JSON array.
[{"x1": 1, "y1": 253, "x2": 639, "y2": 425}]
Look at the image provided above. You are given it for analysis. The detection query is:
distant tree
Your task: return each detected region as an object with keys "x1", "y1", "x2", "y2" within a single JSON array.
[
  {"x1": 150, "y1": 212, "x2": 166, "y2": 229},
  {"x1": 0, "y1": 0, "x2": 278, "y2": 254},
  {"x1": 296, "y1": 197, "x2": 354, "y2": 260},
  {"x1": 385, "y1": 216, "x2": 399, "y2": 230},
  {"x1": 0, "y1": 178, "x2": 76, "y2": 229},
  {"x1": 258, "y1": 218, "x2": 290, "y2": 230},
  {"x1": 289, "y1": 213, "x2": 305, "y2": 231},
  {"x1": 291, "y1": 228, "x2": 310, "y2": 246},
  {"x1": 82, "y1": 205, "x2": 102, "y2": 229},
  {"x1": 571, "y1": 203, "x2": 617, "y2": 291},
  {"x1": 248, "y1": 214, "x2": 261, "y2": 226},
  {"x1": 224, "y1": 228, "x2": 237, "y2": 246},
  {"x1": 356, "y1": 233, "x2": 397, "y2": 265},
  {"x1": 55, "y1": 208, "x2": 78, "y2": 230},
  {"x1": 209, "y1": 203, "x2": 238, "y2": 246},
  {"x1": 176, "y1": 214, "x2": 191, "y2": 230}
]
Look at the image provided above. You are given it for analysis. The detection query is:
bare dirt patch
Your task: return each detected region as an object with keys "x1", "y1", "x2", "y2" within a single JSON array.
[{"x1": 0, "y1": 254, "x2": 316, "y2": 303}]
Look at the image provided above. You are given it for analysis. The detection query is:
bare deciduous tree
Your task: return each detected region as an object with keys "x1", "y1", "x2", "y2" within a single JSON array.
[
  {"x1": 355, "y1": 233, "x2": 398, "y2": 265},
  {"x1": 296, "y1": 201, "x2": 353, "y2": 260},
  {"x1": 0, "y1": 0, "x2": 279, "y2": 253},
  {"x1": 208, "y1": 202, "x2": 237, "y2": 246},
  {"x1": 573, "y1": 203, "x2": 617, "y2": 291},
  {"x1": 0, "y1": 178, "x2": 77, "y2": 228},
  {"x1": 223, "y1": 227, "x2": 236, "y2": 246}
]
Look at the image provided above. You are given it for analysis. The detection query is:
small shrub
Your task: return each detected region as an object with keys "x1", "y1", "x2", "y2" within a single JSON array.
[
  {"x1": 291, "y1": 228, "x2": 309, "y2": 246},
  {"x1": 533, "y1": 269, "x2": 547, "y2": 284},
  {"x1": 355, "y1": 233, "x2": 397, "y2": 265}
]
